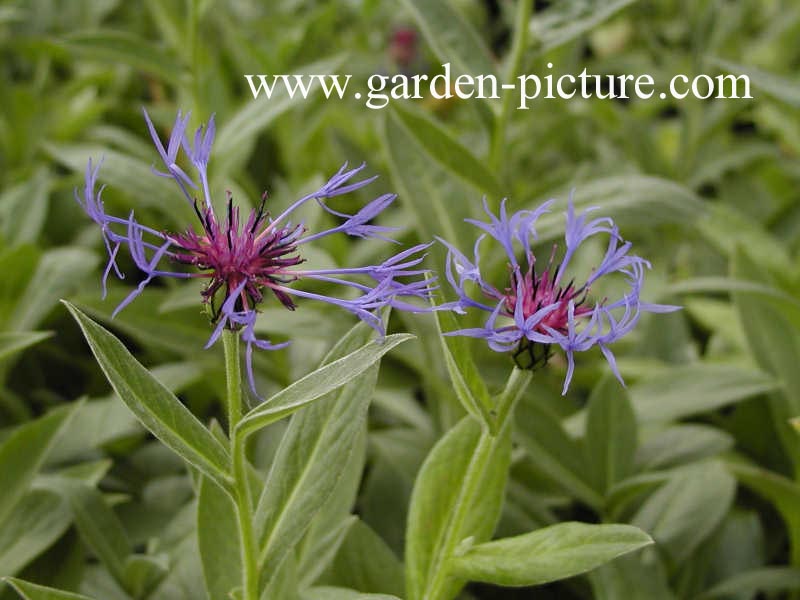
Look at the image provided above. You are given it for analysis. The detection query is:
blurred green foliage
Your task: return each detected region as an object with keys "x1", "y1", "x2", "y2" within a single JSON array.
[{"x1": 1, "y1": 0, "x2": 800, "y2": 598}]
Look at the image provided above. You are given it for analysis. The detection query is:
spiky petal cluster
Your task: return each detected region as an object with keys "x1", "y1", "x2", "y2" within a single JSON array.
[
  {"x1": 439, "y1": 197, "x2": 679, "y2": 394},
  {"x1": 76, "y1": 109, "x2": 433, "y2": 396}
]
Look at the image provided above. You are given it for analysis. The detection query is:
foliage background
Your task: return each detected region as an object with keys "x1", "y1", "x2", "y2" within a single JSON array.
[{"x1": 1, "y1": 0, "x2": 800, "y2": 598}]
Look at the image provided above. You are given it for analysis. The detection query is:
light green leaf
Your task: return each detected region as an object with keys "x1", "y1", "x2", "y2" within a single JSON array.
[
  {"x1": 391, "y1": 104, "x2": 501, "y2": 197},
  {"x1": 0, "y1": 331, "x2": 53, "y2": 363},
  {"x1": 0, "y1": 403, "x2": 77, "y2": 527},
  {"x1": 666, "y1": 276, "x2": 800, "y2": 311},
  {"x1": 237, "y1": 333, "x2": 413, "y2": 437},
  {"x1": 322, "y1": 519, "x2": 405, "y2": 598},
  {"x1": 0, "y1": 166, "x2": 50, "y2": 247},
  {"x1": 12, "y1": 248, "x2": 99, "y2": 332},
  {"x1": 0, "y1": 490, "x2": 72, "y2": 577},
  {"x1": 57, "y1": 29, "x2": 185, "y2": 82},
  {"x1": 44, "y1": 144, "x2": 192, "y2": 226},
  {"x1": 215, "y1": 54, "x2": 346, "y2": 177},
  {"x1": 589, "y1": 554, "x2": 675, "y2": 600},
  {"x1": 631, "y1": 461, "x2": 736, "y2": 565},
  {"x1": 406, "y1": 417, "x2": 511, "y2": 600},
  {"x1": 382, "y1": 108, "x2": 476, "y2": 253},
  {"x1": 255, "y1": 322, "x2": 383, "y2": 580},
  {"x1": 636, "y1": 425, "x2": 733, "y2": 470},
  {"x1": 710, "y1": 57, "x2": 800, "y2": 107},
  {"x1": 699, "y1": 566, "x2": 800, "y2": 598},
  {"x1": 397, "y1": 0, "x2": 495, "y2": 77},
  {"x1": 535, "y1": 176, "x2": 704, "y2": 243},
  {"x1": 516, "y1": 398, "x2": 602, "y2": 509},
  {"x1": 532, "y1": 0, "x2": 638, "y2": 54},
  {"x1": 37, "y1": 477, "x2": 130, "y2": 586},
  {"x1": 585, "y1": 375, "x2": 637, "y2": 494},
  {"x1": 197, "y1": 475, "x2": 241, "y2": 600},
  {"x1": 3, "y1": 578, "x2": 95, "y2": 600},
  {"x1": 433, "y1": 305, "x2": 493, "y2": 427},
  {"x1": 452, "y1": 522, "x2": 652, "y2": 587},
  {"x1": 302, "y1": 588, "x2": 400, "y2": 600},
  {"x1": 732, "y1": 247, "x2": 800, "y2": 469},
  {"x1": 63, "y1": 301, "x2": 232, "y2": 488},
  {"x1": 728, "y1": 461, "x2": 800, "y2": 565},
  {"x1": 697, "y1": 204, "x2": 792, "y2": 274}
]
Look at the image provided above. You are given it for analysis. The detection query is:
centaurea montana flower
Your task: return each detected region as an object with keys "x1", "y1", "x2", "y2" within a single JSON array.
[
  {"x1": 439, "y1": 197, "x2": 680, "y2": 394},
  {"x1": 76, "y1": 109, "x2": 432, "y2": 396}
]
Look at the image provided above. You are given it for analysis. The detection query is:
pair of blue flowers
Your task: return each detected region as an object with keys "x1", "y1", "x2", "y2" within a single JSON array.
[{"x1": 77, "y1": 110, "x2": 677, "y2": 397}]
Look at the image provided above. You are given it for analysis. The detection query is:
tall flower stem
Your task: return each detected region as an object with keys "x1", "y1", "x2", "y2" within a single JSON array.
[
  {"x1": 223, "y1": 329, "x2": 260, "y2": 600},
  {"x1": 488, "y1": 0, "x2": 533, "y2": 173},
  {"x1": 424, "y1": 368, "x2": 533, "y2": 600}
]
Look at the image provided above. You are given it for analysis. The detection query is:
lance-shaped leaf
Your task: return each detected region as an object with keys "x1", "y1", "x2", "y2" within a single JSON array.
[
  {"x1": 3, "y1": 578, "x2": 96, "y2": 600},
  {"x1": 236, "y1": 334, "x2": 413, "y2": 437},
  {"x1": 63, "y1": 301, "x2": 232, "y2": 487},
  {"x1": 406, "y1": 417, "x2": 511, "y2": 600},
  {"x1": 451, "y1": 522, "x2": 653, "y2": 587},
  {"x1": 0, "y1": 402, "x2": 77, "y2": 527},
  {"x1": 255, "y1": 322, "x2": 385, "y2": 580}
]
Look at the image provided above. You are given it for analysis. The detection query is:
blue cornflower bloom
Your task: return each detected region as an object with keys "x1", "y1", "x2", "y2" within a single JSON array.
[
  {"x1": 76, "y1": 109, "x2": 433, "y2": 396},
  {"x1": 439, "y1": 196, "x2": 680, "y2": 394}
]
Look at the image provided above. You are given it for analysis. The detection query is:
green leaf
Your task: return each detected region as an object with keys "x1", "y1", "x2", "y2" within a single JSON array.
[
  {"x1": 534, "y1": 176, "x2": 704, "y2": 243},
  {"x1": 0, "y1": 331, "x2": 53, "y2": 363},
  {"x1": 636, "y1": 425, "x2": 733, "y2": 471},
  {"x1": 382, "y1": 108, "x2": 476, "y2": 253},
  {"x1": 255, "y1": 322, "x2": 383, "y2": 580},
  {"x1": 732, "y1": 247, "x2": 800, "y2": 470},
  {"x1": 0, "y1": 166, "x2": 50, "y2": 247},
  {"x1": 63, "y1": 301, "x2": 232, "y2": 487},
  {"x1": 709, "y1": 57, "x2": 800, "y2": 108},
  {"x1": 0, "y1": 490, "x2": 72, "y2": 577},
  {"x1": 589, "y1": 554, "x2": 675, "y2": 600},
  {"x1": 532, "y1": 0, "x2": 638, "y2": 54},
  {"x1": 728, "y1": 461, "x2": 800, "y2": 566},
  {"x1": 631, "y1": 461, "x2": 736, "y2": 565},
  {"x1": 3, "y1": 578, "x2": 95, "y2": 600},
  {"x1": 396, "y1": 0, "x2": 495, "y2": 77},
  {"x1": 563, "y1": 364, "x2": 777, "y2": 436},
  {"x1": 44, "y1": 144, "x2": 192, "y2": 226},
  {"x1": 666, "y1": 277, "x2": 800, "y2": 311},
  {"x1": 699, "y1": 566, "x2": 800, "y2": 598},
  {"x1": 405, "y1": 417, "x2": 511, "y2": 600},
  {"x1": 57, "y1": 29, "x2": 186, "y2": 83},
  {"x1": 197, "y1": 475, "x2": 241, "y2": 600},
  {"x1": 696, "y1": 204, "x2": 792, "y2": 274},
  {"x1": 38, "y1": 478, "x2": 130, "y2": 586},
  {"x1": 0, "y1": 403, "x2": 77, "y2": 527},
  {"x1": 516, "y1": 398, "x2": 602, "y2": 509},
  {"x1": 391, "y1": 104, "x2": 501, "y2": 197},
  {"x1": 302, "y1": 588, "x2": 400, "y2": 600},
  {"x1": 11, "y1": 248, "x2": 99, "y2": 332},
  {"x1": 451, "y1": 522, "x2": 653, "y2": 587},
  {"x1": 629, "y1": 365, "x2": 776, "y2": 424},
  {"x1": 236, "y1": 333, "x2": 413, "y2": 437},
  {"x1": 433, "y1": 305, "x2": 493, "y2": 427},
  {"x1": 584, "y1": 375, "x2": 637, "y2": 494},
  {"x1": 322, "y1": 519, "x2": 405, "y2": 598},
  {"x1": 215, "y1": 54, "x2": 346, "y2": 177}
]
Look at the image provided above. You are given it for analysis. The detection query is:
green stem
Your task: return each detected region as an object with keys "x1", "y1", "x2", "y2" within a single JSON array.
[
  {"x1": 488, "y1": 0, "x2": 534, "y2": 172},
  {"x1": 425, "y1": 368, "x2": 532, "y2": 600},
  {"x1": 223, "y1": 330, "x2": 259, "y2": 600},
  {"x1": 223, "y1": 329, "x2": 242, "y2": 433}
]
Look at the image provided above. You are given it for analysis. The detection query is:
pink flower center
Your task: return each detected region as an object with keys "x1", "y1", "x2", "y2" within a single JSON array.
[{"x1": 167, "y1": 197, "x2": 303, "y2": 315}]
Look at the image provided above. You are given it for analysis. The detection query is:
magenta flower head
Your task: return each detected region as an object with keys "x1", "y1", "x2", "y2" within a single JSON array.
[
  {"x1": 439, "y1": 196, "x2": 680, "y2": 394},
  {"x1": 76, "y1": 109, "x2": 433, "y2": 396}
]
